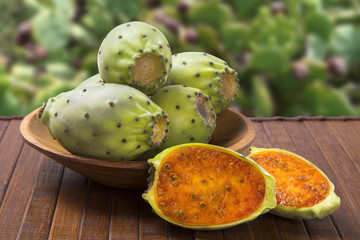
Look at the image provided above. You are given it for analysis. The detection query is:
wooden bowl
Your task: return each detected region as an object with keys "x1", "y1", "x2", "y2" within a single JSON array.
[{"x1": 20, "y1": 107, "x2": 255, "y2": 189}]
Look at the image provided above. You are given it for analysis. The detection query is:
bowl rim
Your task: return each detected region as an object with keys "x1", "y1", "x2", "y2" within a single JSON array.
[{"x1": 20, "y1": 107, "x2": 255, "y2": 170}]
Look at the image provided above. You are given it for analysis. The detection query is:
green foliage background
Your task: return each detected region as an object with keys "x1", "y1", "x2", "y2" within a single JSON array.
[{"x1": 1, "y1": 0, "x2": 360, "y2": 117}]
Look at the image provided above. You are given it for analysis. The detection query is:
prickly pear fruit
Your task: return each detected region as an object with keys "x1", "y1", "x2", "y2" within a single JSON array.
[
  {"x1": 143, "y1": 143, "x2": 277, "y2": 229},
  {"x1": 97, "y1": 21, "x2": 172, "y2": 95},
  {"x1": 40, "y1": 75, "x2": 169, "y2": 161},
  {"x1": 167, "y1": 52, "x2": 239, "y2": 114},
  {"x1": 247, "y1": 147, "x2": 340, "y2": 219},
  {"x1": 151, "y1": 85, "x2": 216, "y2": 149}
]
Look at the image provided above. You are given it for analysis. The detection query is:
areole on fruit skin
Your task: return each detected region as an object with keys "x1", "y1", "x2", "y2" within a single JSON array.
[
  {"x1": 142, "y1": 143, "x2": 277, "y2": 230},
  {"x1": 247, "y1": 147, "x2": 341, "y2": 219}
]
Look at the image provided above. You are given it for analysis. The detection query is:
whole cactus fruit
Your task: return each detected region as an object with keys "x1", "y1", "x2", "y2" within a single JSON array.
[
  {"x1": 167, "y1": 52, "x2": 239, "y2": 114},
  {"x1": 151, "y1": 85, "x2": 216, "y2": 149},
  {"x1": 97, "y1": 21, "x2": 172, "y2": 95},
  {"x1": 40, "y1": 75, "x2": 169, "y2": 161}
]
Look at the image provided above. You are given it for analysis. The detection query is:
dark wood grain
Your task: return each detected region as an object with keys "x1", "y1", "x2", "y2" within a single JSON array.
[
  {"x1": 0, "y1": 118, "x2": 360, "y2": 239},
  {"x1": 303, "y1": 120, "x2": 360, "y2": 239},
  {"x1": 326, "y1": 121, "x2": 360, "y2": 173},
  {"x1": 167, "y1": 222, "x2": 194, "y2": 240},
  {"x1": 0, "y1": 120, "x2": 9, "y2": 141},
  {"x1": 194, "y1": 230, "x2": 223, "y2": 240},
  {"x1": 109, "y1": 189, "x2": 140, "y2": 240},
  {"x1": 0, "y1": 120, "x2": 24, "y2": 203},
  {"x1": 222, "y1": 223, "x2": 254, "y2": 240},
  {"x1": 48, "y1": 168, "x2": 88, "y2": 239},
  {"x1": 139, "y1": 197, "x2": 167, "y2": 240},
  {"x1": 0, "y1": 144, "x2": 43, "y2": 239},
  {"x1": 17, "y1": 157, "x2": 64, "y2": 239},
  {"x1": 79, "y1": 180, "x2": 112, "y2": 239}
]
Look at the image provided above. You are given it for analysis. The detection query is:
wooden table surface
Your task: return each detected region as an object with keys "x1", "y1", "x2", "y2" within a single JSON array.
[{"x1": 0, "y1": 116, "x2": 360, "y2": 239}]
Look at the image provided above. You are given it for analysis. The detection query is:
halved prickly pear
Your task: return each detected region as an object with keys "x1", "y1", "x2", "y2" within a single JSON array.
[
  {"x1": 142, "y1": 143, "x2": 276, "y2": 230},
  {"x1": 247, "y1": 147, "x2": 340, "y2": 219},
  {"x1": 97, "y1": 21, "x2": 172, "y2": 95}
]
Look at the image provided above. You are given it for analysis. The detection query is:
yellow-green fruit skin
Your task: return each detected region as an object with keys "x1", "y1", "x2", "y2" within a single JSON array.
[
  {"x1": 167, "y1": 52, "x2": 239, "y2": 114},
  {"x1": 151, "y1": 85, "x2": 216, "y2": 149},
  {"x1": 142, "y1": 143, "x2": 277, "y2": 230},
  {"x1": 248, "y1": 147, "x2": 341, "y2": 219}
]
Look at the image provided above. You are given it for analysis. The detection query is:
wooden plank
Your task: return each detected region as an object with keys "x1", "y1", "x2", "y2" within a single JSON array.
[
  {"x1": 194, "y1": 230, "x2": 223, "y2": 240},
  {"x1": 0, "y1": 120, "x2": 9, "y2": 141},
  {"x1": 282, "y1": 120, "x2": 341, "y2": 240},
  {"x1": 0, "y1": 144, "x2": 44, "y2": 239},
  {"x1": 139, "y1": 196, "x2": 167, "y2": 240},
  {"x1": 250, "y1": 214, "x2": 281, "y2": 239},
  {"x1": 304, "y1": 121, "x2": 360, "y2": 215},
  {"x1": 48, "y1": 168, "x2": 88, "y2": 239},
  {"x1": 109, "y1": 189, "x2": 139, "y2": 240},
  {"x1": 78, "y1": 181, "x2": 112, "y2": 239},
  {"x1": 298, "y1": 120, "x2": 360, "y2": 239},
  {"x1": 326, "y1": 121, "x2": 360, "y2": 174},
  {"x1": 17, "y1": 157, "x2": 64, "y2": 239},
  {"x1": 0, "y1": 120, "x2": 24, "y2": 204},
  {"x1": 168, "y1": 223, "x2": 193, "y2": 240},
  {"x1": 222, "y1": 223, "x2": 253, "y2": 240}
]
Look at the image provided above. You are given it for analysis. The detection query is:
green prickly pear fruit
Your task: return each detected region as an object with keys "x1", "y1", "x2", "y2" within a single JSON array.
[
  {"x1": 151, "y1": 85, "x2": 216, "y2": 149},
  {"x1": 167, "y1": 52, "x2": 239, "y2": 114},
  {"x1": 40, "y1": 75, "x2": 169, "y2": 161},
  {"x1": 97, "y1": 21, "x2": 172, "y2": 95}
]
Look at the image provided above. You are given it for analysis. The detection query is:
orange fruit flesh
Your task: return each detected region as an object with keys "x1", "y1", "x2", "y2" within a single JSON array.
[
  {"x1": 155, "y1": 146, "x2": 266, "y2": 226},
  {"x1": 249, "y1": 150, "x2": 330, "y2": 208}
]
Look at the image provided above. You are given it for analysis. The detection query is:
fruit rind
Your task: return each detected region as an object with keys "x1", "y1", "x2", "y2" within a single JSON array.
[
  {"x1": 143, "y1": 143, "x2": 277, "y2": 230},
  {"x1": 248, "y1": 147, "x2": 340, "y2": 219}
]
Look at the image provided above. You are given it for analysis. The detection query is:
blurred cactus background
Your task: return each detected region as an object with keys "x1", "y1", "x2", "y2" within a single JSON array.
[{"x1": 1, "y1": 0, "x2": 360, "y2": 117}]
